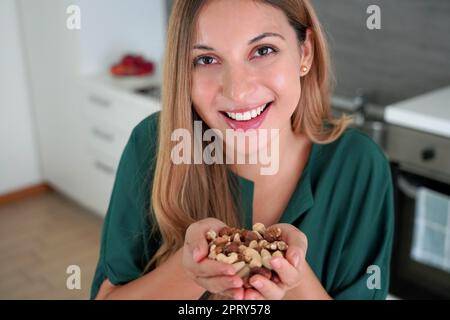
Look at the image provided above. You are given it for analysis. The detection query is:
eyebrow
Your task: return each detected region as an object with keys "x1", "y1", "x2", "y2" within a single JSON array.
[{"x1": 192, "y1": 32, "x2": 285, "y2": 51}]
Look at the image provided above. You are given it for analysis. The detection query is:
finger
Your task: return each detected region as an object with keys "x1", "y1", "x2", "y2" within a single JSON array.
[
  {"x1": 196, "y1": 275, "x2": 243, "y2": 294},
  {"x1": 285, "y1": 244, "x2": 306, "y2": 269},
  {"x1": 189, "y1": 258, "x2": 237, "y2": 278},
  {"x1": 270, "y1": 256, "x2": 301, "y2": 287},
  {"x1": 276, "y1": 224, "x2": 308, "y2": 252},
  {"x1": 221, "y1": 287, "x2": 244, "y2": 300},
  {"x1": 185, "y1": 219, "x2": 228, "y2": 262},
  {"x1": 248, "y1": 274, "x2": 286, "y2": 300},
  {"x1": 271, "y1": 223, "x2": 307, "y2": 268},
  {"x1": 243, "y1": 288, "x2": 265, "y2": 300}
]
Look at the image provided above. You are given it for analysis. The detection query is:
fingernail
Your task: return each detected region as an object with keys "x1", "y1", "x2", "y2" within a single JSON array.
[
  {"x1": 226, "y1": 268, "x2": 236, "y2": 275},
  {"x1": 271, "y1": 258, "x2": 281, "y2": 269},
  {"x1": 193, "y1": 247, "x2": 201, "y2": 261},
  {"x1": 292, "y1": 253, "x2": 300, "y2": 268},
  {"x1": 252, "y1": 280, "x2": 263, "y2": 289}
]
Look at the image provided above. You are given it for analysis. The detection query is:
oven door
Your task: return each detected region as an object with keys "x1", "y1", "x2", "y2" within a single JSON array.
[{"x1": 390, "y1": 164, "x2": 450, "y2": 299}]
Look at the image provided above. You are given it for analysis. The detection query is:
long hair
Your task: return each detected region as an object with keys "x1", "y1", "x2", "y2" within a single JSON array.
[{"x1": 146, "y1": 0, "x2": 352, "y2": 271}]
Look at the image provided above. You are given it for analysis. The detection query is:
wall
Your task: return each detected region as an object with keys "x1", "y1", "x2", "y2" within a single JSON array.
[
  {"x1": 312, "y1": 0, "x2": 450, "y2": 105},
  {"x1": 0, "y1": 0, "x2": 42, "y2": 194},
  {"x1": 77, "y1": 0, "x2": 167, "y2": 75}
]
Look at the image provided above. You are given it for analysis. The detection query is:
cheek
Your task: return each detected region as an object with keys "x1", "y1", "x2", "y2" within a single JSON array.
[
  {"x1": 191, "y1": 73, "x2": 219, "y2": 121},
  {"x1": 268, "y1": 63, "x2": 301, "y2": 115}
]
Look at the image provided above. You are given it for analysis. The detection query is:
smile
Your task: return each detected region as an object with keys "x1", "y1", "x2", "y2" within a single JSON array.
[
  {"x1": 220, "y1": 101, "x2": 273, "y2": 131},
  {"x1": 224, "y1": 102, "x2": 272, "y2": 121},
  {"x1": 225, "y1": 102, "x2": 271, "y2": 121}
]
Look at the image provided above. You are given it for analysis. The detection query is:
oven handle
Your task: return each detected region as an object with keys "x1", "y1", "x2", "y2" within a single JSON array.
[{"x1": 397, "y1": 174, "x2": 419, "y2": 199}]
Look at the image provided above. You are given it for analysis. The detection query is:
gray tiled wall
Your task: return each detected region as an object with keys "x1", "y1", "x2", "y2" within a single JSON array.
[
  {"x1": 312, "y1": 0, "x2": 450, "y2": 105},
  {"x1": 165, "y1": 0, "x2": 450, "y2": 106}
]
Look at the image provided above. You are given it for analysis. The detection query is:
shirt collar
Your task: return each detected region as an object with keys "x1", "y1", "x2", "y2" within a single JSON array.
[{"x1": 232, "y1": 142, "x2": 318, "y2": 229}]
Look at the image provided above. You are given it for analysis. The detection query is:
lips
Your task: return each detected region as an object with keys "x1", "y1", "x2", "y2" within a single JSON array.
[{"x1": 220, "y1": 101, "x2": 273, "y2": 131}]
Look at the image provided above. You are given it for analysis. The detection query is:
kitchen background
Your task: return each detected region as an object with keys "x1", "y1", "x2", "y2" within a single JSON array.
[{"x1": 1, "y1": 0, "x2": 449, "y2": 299}]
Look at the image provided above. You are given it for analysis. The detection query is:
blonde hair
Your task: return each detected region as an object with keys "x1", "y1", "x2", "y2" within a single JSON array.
[{"x1": 146, "y1": 0, "x2": 352, "y2": 271}]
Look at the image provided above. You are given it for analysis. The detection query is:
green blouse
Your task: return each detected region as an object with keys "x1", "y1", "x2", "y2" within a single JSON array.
[{"x1": 90, "y1": 111, "x2": 394, "y2": 300}]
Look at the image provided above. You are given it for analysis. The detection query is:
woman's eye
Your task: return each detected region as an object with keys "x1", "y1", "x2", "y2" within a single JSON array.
[
  {"x1": 194, "y1": 56, "x2": 217, "y2": 66},
  {"x1": 254, "y1": 46, "x2": 277, "y2": 58}
]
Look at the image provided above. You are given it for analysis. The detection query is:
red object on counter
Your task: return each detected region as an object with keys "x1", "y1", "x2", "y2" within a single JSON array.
[{"x1": 110, "y1": 54, "x2": 155, "y2": 76}]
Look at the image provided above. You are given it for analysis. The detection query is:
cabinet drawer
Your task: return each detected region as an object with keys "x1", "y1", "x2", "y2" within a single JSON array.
[
  {"x1": 387, "y1": 124, "x2": 450, "y2": 177},
  {"x1": 83, "y1": 151, "x2": 117, "y2": 216},
  {"x1": 84, "y1": 120, "x2": 129, "y2": 162},
  {"x1": 82, "y1": 87, "x2": 158, "y2": 129},
  {"x1": 82, "y1": 91, "x2": 119, "y2": 126}
]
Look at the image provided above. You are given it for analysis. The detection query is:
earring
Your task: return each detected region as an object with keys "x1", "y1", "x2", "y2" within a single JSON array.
[{"x1": 301, "y1": 66, "x2": 308, "y2": 73}]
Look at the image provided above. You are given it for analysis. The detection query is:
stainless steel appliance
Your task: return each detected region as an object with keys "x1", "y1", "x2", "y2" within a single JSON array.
[
  {"x1": 387, "y1": 125, "x2": 450, "y2": 299},
  {"x1": 332, "y1": 91, "x2": 450, "y2": 299}
]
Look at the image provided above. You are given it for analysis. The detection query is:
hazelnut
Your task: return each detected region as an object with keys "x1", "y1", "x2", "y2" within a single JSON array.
[
  {"x1": 213, "y1": 236, "x2": 228, "y2": 246},
  {"x1": 218, "y1": 226, "x2": 235, "y2": 237},
  {"x1": 250, "y1": 267, "x2": 272, "y2": 280},
  {"x1": 223, "y1": 242, "x2": 240, "y2": 255}
]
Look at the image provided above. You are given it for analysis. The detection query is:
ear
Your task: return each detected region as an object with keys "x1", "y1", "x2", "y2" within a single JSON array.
[{"x1": 299, "y1": 28, "x2": 314, "y2": 77}]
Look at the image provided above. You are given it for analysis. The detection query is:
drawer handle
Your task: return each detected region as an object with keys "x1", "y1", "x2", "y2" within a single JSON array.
[
  {"x1": 421, "y1": 147, "x2": 435, "y2": 162},
  {"x1": 94, "y1": 160, "x2": 116, "y2": 175},
  {"x1": 91, "y1": 127, "x2": 114, "y2": 142},
  {"x1": 88, "y1": 94, "x2": 111, "y2": 108}
]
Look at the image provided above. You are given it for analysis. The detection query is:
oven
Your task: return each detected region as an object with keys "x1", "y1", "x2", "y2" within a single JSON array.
[{"x1": 387, "y1": 124, "x2": 450, "y2": 299}]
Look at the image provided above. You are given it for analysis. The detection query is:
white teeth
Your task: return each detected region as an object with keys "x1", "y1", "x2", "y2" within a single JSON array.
[
  {"x1": 225, "y1": 102, "x2": 271, "y2": 121},
  {"x1": 226, "y1": 112, "x2": 236, "y2": 119}
]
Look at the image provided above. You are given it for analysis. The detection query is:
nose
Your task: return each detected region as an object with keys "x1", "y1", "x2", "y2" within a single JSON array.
[{"x1": 222, "y1": 64, "x2": 256, "y2": 105}]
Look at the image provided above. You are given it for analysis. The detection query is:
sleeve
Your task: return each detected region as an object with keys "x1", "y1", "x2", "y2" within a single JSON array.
[
  {"x1": 90, "y1": 115, "x2": 159, "y2": 299},
  {"x1": 330, "y1": 143, "x2": 395, "y2": 300}
]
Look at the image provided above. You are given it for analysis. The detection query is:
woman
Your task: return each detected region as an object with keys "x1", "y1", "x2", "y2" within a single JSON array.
[{"x1": 91, "y1": 0, "x2": 394, "y2": 300}]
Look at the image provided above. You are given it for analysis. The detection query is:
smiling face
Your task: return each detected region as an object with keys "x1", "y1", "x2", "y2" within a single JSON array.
[{"x1": 191, "y1": 0, "x2": 312, "y2": 156}]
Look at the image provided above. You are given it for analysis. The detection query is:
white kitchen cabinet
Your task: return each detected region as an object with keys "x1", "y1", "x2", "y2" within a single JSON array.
[
  {"x1": 18, "y1": 0, "x2": 164, "y2": 216},
  {"x1": 77, "y1": 75, "x2": 161, "y2": 214}
]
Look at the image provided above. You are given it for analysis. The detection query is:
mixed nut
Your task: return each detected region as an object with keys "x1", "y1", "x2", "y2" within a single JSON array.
[{"x1": 206, "y1": 223, "x2": 288, "y2": 289}]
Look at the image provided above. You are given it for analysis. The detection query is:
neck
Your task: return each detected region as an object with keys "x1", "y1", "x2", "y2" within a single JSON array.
[{"x1": 229, "y1": 126, "x2": 311, "y2": 184}]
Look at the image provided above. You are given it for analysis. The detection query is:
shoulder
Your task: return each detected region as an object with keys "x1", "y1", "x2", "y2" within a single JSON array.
[
  {"x1": 130, "y1": 111, "x2": 160, "y2": 148},
  {"x1": 319, "y1": 127, "x2": 389, "y2": 171},
  {"x1": 124, "y1": 111, "x2": 161, "y2": 166},
  {"x1": 313, "y1": 127, "x2": 392, "y2": 193}
]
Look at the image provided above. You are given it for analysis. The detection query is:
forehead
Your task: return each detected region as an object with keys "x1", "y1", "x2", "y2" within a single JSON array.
[{"x1": 193, "y1": 0, "x2": 292, "y2": 44}]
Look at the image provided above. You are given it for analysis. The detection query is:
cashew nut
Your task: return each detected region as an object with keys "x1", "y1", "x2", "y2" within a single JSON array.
[
  {"x1": 277, "y1": 241, "x2": 288, "y2": 251},
  {"x1": 206, "y1": 230, "x2": 216, "y2": 241},
  {"x1": 248, "y1": 240, "x2": 258, "y2": 249},
  {"x1": 252, "y1": 223, "x2": 266, "y2": 235},
  {"x1": 216, "y1": 252, "x2": 238, "y2": 264},
  {"x1": 272, "y1": 250, "x2": 283, "y2": 258},
  {"x1": 232, "y1": 261, "x2": 246, "y2": 273},
  {"x1": 260, "y1": 249, "x2": 272, "y2": 270},
  {"x1": 258, "y1": 239, "x2": 268, "y2": 248},
  {"x1": 237, "y1": 265, "x2": 250, "y2": 278},
  {"x1": 244, "y1": 247, "x2": 262, "y2": 268}
]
